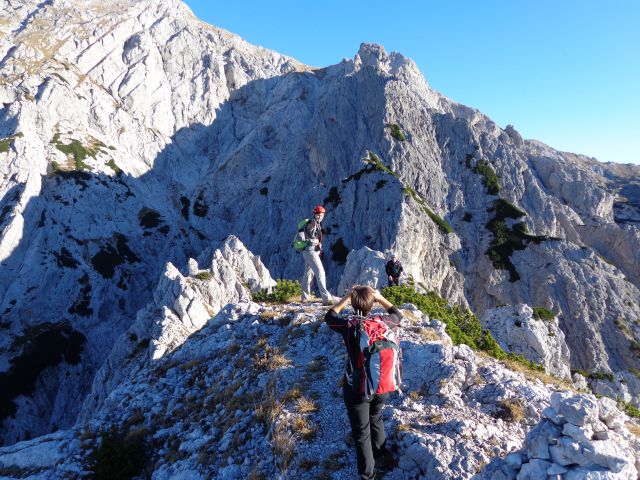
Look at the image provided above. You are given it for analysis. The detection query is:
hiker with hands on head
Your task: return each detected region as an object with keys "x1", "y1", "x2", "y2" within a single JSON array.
[
  {"x1": 325, "y1": 285, "x2": 402, "y2": 480},
  {"x1": 300, "y1": 205, "x2": 335, "y2": 305}
]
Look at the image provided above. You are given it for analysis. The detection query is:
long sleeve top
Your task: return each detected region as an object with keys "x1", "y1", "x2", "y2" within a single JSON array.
[{"x1": 324, "y1": 306, "x2": 402, "y2": 391}]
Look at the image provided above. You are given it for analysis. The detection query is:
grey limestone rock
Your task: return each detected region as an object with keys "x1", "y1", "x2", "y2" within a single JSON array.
[{"x1": 482, "y1": 304, "x2": 571, "y2": 379}]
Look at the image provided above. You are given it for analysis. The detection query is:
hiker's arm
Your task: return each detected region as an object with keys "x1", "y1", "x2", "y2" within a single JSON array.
[
  {"x1": 329, "y1": 289, "x2": 352, "y2": 314},
  {"x1": 373, "y1": 290, "x2": 394, "y2": 311}
]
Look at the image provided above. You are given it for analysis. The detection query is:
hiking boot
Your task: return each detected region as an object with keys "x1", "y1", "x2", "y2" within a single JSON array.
[
  {"x1": 322, "y1": 295, "x2": 340, "y2": 306},
  {"x1": 374, "y1": 450, "x2": 396, "y2": 474}
]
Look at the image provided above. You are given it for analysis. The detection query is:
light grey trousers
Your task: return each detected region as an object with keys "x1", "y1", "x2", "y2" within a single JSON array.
[{"x1": 301, "y1": 249, "x2": 332, "y2": 302}]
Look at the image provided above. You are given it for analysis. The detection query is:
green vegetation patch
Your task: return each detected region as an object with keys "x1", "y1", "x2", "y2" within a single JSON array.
[
  {"x1": 88, "y1": 427, "x2": 148, "y2": 480},
  {"x1": 0, "y1": 132, "x2": 23, "y2": 154},
  {"x1": 106, "y1": 159, "x2": 122, "y2": 175},
  {"x1": 389, "y1": 124, "x2": 406, "y2": 141},
  {"x1": 402, "y1": 187, "x2": 454, "y2": 234},
  {"x1": 194, "y1": 271, "x2": 213, "y2": 281},
  {"x1": 533, "y1": 307, "x2": 555, "y2": 321},
  {"x1": 52, "y1": 133, "x2": 105, "y2": 171},
  {"x1": 381, "y1": 285, "x2": 544, "y2": 372},
  {"x1": 588, "y1": 371, "x2": 615, "y2": 382},
  {"x1": 472, "y1": 159, "x2": 501, "y2": 195},
  {"x1": 253, "y1": 279, "x2": 301, "y2": 303},
  {"x1": 365, "y1": 151, "x2": 398, "y2": 177},
  {"x1": 618, "y1": 399, "x2": 640, "y2": 419},
  {"x1": 485, "y1": 199, "x2": 546, "y2": 282}
]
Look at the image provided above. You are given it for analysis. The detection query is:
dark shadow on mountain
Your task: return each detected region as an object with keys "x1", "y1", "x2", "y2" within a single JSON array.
[{"x1": 0, "y1": 63, "x2": 404, "y2": 445}]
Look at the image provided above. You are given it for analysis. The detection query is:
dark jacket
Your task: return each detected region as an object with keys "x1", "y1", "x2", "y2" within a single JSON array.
[
  {"x1": 325, "y1": 307, "x2": 402, "y2": 390},
  {"x1": 385, "y1": 260, "x2": 403, "y2": 278},
  {"x1": 304, "y1": 218, "x2": 322, "y2": 250}
]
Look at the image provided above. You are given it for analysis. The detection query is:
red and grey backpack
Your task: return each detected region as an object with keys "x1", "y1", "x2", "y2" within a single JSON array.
[{"x1": 350, "y1": 315, "x2": 402, "y2": 398}]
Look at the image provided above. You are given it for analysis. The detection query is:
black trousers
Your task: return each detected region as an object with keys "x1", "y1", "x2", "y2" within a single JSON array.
[
  {"x1": 388, "y1": 276, "x2": 400, "y2": 287},
  {"x1": 343, "y1": 383, "x2": 388, "y2": 480}
]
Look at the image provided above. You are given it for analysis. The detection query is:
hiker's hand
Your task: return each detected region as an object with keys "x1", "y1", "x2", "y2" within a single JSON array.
[{"x1": 372, "y1": 288, "x2": 383, "y2": 302}]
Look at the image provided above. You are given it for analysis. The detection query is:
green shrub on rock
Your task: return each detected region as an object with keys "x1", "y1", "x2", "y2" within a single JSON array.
[
  {"x1": 381, "y1": 285, "x2": 544, "y2": 371},
  {"x1": 533, "y1": 306, "x2": 555, "y2": 321},
  {"x1": 253, "y1": 279, "x2": 301, "y2": 303},
  {"x1": 88, "y1": 427, "x2": 147, "y2": 480}
]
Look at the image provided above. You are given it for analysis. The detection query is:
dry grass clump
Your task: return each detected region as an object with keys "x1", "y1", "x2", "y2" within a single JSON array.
[
  {"x1": 418, "y1": 327, "x2": 440, "y2": 342},
  {"x1": 279, "y1": 325, "x2": 305, "y2": 347},
  {"x1": 402, "y1": 309, "x2": 422, "y2": 325},
  {"x1": 259, "y1": 310, "x2": 279, "y2": 322},
  {"x1": 282, "y1": 387, "x2": 303, "y2": 403},
  {"x1": 252, "y1": 342, "x2": 292, "y2": 372},
  {"x1": 272, "y1": 423, "x2": 295, "y2": 473},
  {"x1": 291, "y1": 416, "x2": 317, "y2": 441},
  {"x1": 496, "y1": 398, "x2": 525, "y2": 423},
  {"x1": 395, "y1": 423, "x2": 412, "y2": 433},
  {"x1": 296, "y1": 396, "x2": 318, "y2": 414},
  {"x1": 254, "y1": 379, "x2": 283, "y2": 427},
  {"x1": 626, "y1": 422, "x2": 640, "y2": 438},
  {"x1": 428, "y1": 412, "x2": 445, "y2": 424}
]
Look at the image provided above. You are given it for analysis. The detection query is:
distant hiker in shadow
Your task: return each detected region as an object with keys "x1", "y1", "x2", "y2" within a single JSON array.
[
  {"x1": 325, "y1": 285, "x2": 402, "y2": 480},
  {"x1": 385, "y1": 253, "x2": 403, "y2": 287},
  {"x1": 298, "y1": 205, "x2": 336, "y2": 305}
]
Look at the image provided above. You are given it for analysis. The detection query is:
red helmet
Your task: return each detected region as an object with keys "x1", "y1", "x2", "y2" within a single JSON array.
[{"x1": 312, "y1": 205, "x2": 326, "y2": 214}]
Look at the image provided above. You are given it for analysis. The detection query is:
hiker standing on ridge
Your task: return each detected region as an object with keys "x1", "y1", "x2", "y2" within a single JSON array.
[
  {"x1": 301, "y1": 205, "x2": 335, "y2": 305},
  {"x1": 325, "y1": 286, "x2": 402, "y2": 480},
  {"x1": 385, "y1": 253, "x2": 403, "y2": 287}
]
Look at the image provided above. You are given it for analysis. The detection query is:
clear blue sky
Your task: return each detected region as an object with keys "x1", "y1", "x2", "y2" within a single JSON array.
[{"x1": 184, "y1": 0, "x2": 640, "y2": 165}]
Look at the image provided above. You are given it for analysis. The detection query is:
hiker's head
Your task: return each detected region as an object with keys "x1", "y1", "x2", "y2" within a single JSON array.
[
  {"x1": 351, "y1": 285, "x2": 375, "y2": 316},
  {"x1": 312, "y1": 205, "x2": 325, "y2": 221},
  {"x1": 390, "y1": 252, "x2": 397, "y2": 261}
]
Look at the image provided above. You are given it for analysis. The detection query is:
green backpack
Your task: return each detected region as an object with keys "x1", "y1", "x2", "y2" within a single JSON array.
[{"x1": 292, "y1": 219, "x2": 310, "y2": 252}]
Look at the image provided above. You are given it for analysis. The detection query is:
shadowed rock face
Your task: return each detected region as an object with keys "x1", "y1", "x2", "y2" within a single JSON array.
[{"x1": 0, "y1": 0, "x2": 639, "y2": 447}]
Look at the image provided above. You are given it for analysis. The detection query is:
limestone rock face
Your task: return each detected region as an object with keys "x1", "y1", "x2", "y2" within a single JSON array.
[
  {"x1": 1, "y1": 0, "x2": 640, "y2": 451},
  {"x1": 337, "y1": 246, "x2": 388, "y2": 293},
  {"x1": 78, "y1": 235, "x2": 270, "y2": 422},
  {"x1": 482, "y1": 304, "x2": 571, "y2": 379}
]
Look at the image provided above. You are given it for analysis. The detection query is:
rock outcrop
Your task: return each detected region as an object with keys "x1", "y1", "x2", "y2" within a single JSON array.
[
  {"x1": 78, "y1": 235, "x2": 273, "y2": 423},
  {"x1": 337, "y1": 246, "x2": 389, "y2": 293},
  {"x1": 482, "y1": 304, "x2": 571, "y2": 380},
  {"x1": 480, "y1": 393, "x2": 640, "y2": 479}
]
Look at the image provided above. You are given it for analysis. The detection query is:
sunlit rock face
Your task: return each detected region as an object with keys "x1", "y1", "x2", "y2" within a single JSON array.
[{"x1": 1, "y1": 0, "x2": 639, "y2": 448}]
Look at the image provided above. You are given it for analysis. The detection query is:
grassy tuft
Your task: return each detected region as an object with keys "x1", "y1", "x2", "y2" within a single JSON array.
[
  {"x1": 389, "y1": 124, "x2": 406, "y2": 141},
  {"x1": 402, "y1": 187, "x2": 454, "y2": 234},
  {"x1": 471, "y1": 159, "x2": 501, "y2": 194},
  {"x1": 193, "y1": 271, "x2": 213, "y2": 281},
  {"x1": 495, "y1": 398, "x2": 525, "y2": 422},
  {"x1": 533, "y1": 307, "x2": 555, "y2": 321}
]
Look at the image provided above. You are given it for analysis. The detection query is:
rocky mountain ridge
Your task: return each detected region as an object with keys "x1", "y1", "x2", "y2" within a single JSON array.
[
  {"x1": 1, "y1": 0, "x2": 639, "y2": 465},
  {"x1": 0, "y1": 237, "x2": 638, "y2": 479}
]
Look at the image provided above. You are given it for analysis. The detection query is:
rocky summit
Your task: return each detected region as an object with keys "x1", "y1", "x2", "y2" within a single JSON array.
[{"x1": 0, "y1": 0, "x2": 639, "y2": 478}]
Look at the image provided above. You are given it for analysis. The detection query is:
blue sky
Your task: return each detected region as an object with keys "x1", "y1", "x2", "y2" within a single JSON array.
[{"x1": 184, "y1": 1, "x2": 640, "y2": 165}]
